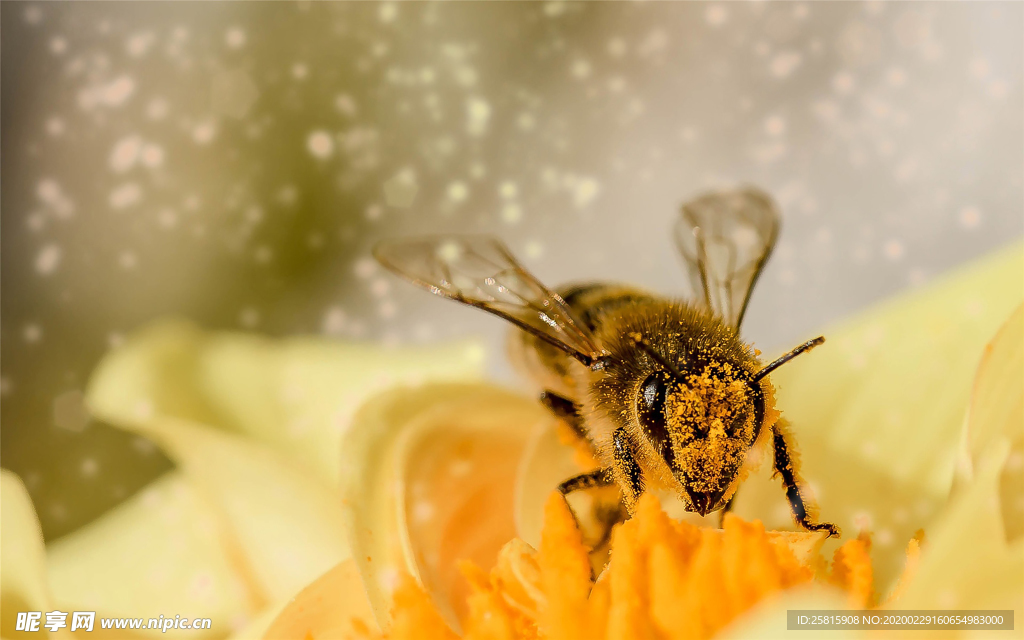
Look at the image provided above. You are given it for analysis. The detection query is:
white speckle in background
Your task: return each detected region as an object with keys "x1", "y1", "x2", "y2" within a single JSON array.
[
  {"x1": 883, "y1": 240, "x2": 905, "y2": 261},
  {"x1": 524, "y1": 240, "x2": 544, "y2": 259},
  {"x1": 119, "y1": 251, "x2": 138, "y2": 270},
  {"x1": 571, "y1": 59, "x2": 591, "y2": 79},
  {"x1": 832, "y1": 72, "x2": 856, "y2": 94},
  {"x1": 607, "y1": 37, "x2": 627, "y2": 57},
  {"x1": 567, "y1": 175, "x2": 600, "y2": 208},
  {"x1": 23, "y1": 5, "x2": 42, "y2": 25},
  {"x1": 45, "y1": 117, "x2": 65, "y2": 135},
  {"x1": 276, "y1": 185, "x2": 298, "y2": 206},
  {"x1": 502, "y1": 204, "x2": 522, "y2": 225},
  {"x1": 239, "y1": 307, "x2": 261, "y2": 328},
  {"x1": 23, "y1": 324, "x2": 43, "y2": 344},
  {"x1": 157, "y1": 208, "x2": 178, "y2": 229},
  {"x1": 466, "y1": 97, "x2": 491, "y2": 136},
  {"x1": 125, "y1": 31, "x2": 155, "y2": 57},
  {"x1": 192, "y1": 121, "x2": 217, "y2": 144},
  {"x1": 770, "y1": 51, "x2": 803, "y2": 78},
  {"x1": 35, "y1": 244, "x2": 62, "y2": 275},
  {"x1": 210, "y1": 69, "x2": 259, "y2": 119},
  {"x1": 141, "y1": 144, "x2": 164, "y2": 168},
  {"x1": 383, "y1": 168, "x2": 418, "y2": 208},
  {"x1": 499, "y1": 181, "x2": 518, "y2": 199},
  {"x1": 705, "y1": 5, "x2": 728, "y2": 26},
  {"x1": 37, "y1": 179, "x2": 75, "y2": 218},
  {"x1": 354, "y1": 257, "x2": 377, "y2": 279},
  {"x1": 225, "y1": 26, "x2": 246, "y2": 49},
  {"x1": 291, "y1": 63, "x2": 309, "y2": 80},
  {"x1": 307, "y1": 130, "x2": 335, "y2": 159},
  {"x1": 49, "y1": 37, "x2": 67, "y2": 55},
  {"x1": 764, "y1": 115, "x2": 786, "y2": 137},
  {"x1": 146, "y1": 98, "x2": 169, "y2": 120},
  {"x1": 254, "y1": 246, "x2": 273, "y2": 264},
  {"x1": 370, "y1": 278, "x2": 390, "y2": 297},
  {"x1": 109, "y1": 136, "x2": 143, "y2": 173},
  {"x1": 446, "y1": 181, "x2": 468, "y2": 203},
  {"x1": 378, "y1": 301, "x2": 397, "y2": 319},
  {"x1": 959, "y1": 206, "x2": 981, "y2": 229},
  {"x1": 321, "y1": 306, "x2": 347, "y2": 335},
  {"x1": 335, "y1": 94, "x2": 358, "y2": 117},
  {"x1": 109, "y1": 183, "x2": 142, "y2": 209},
  {"x1": 378, "y1": 2, "x2": 398, "y2": 23},
  {"x1": 78, "y1": 75, "x2": 136, "y2": 110},
  {"x1": 80, "y1": 458, "x2": 99, "y2": 477}
]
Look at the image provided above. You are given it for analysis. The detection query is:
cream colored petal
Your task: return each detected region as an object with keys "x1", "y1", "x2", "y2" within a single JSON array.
[
  {"x1": 76, "y1": 415, "x2": 350, "y2": 611},
  {"x1": 894, "y1": 440, "x2": 1023, "y2": 622},
  {"x1": 87, "y1": 319, "x2": 486, "y2": 484},
  {"x1": 260, "y1": 560, "x2": 377, "y2": 640},
  {"x1": 731, "y1": 242, "x2": 1024, "y2": 589},
  {"x1": 47, "y1": 472, "x2": 250, "y2": 638},
  {"x1": 514, "y1": 420, "x2": 580, "y2": 549},
  {"x1": 1, "y1": 470, "x2": 72, "y2": 639},
  {"x1": 339, "y1": 382, "x2": 552, "y2": 630},
  {"x1": 960, "y1": 303, "x2": 1023, "y2": 540},
  {"x1": 78, "y1": 320, "x2": 486, "y2": 632}
]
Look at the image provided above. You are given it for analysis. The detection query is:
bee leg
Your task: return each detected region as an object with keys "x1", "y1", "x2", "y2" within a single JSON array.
[
  {"x1": 540, "y1": 391, "x2": 594, "y2": 450},
  {"x1": 717, "y1": 494, "x2": 736, "y2": 528},
  {"x1": 771, "y1": 424, "x2": 841, "y2": 538},
  {"x1": 612, "y1": 427, "x2": 644, "y2": 511},
  {"x1": 557, "y1": 468, "x2": 613, "y2": 494}
]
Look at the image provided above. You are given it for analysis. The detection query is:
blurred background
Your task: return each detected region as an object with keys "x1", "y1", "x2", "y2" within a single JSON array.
[{"x1": 2, "y1": 1, "x2": 1021, "y2": 543}]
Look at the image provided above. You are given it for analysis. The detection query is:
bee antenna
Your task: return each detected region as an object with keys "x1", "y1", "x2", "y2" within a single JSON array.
[
  {"x1": 753, "y1": 336, "x2": 825, "y2": 382},
  {"x1": 628, "y1": 332, "x2": 684, "y2": 379}
]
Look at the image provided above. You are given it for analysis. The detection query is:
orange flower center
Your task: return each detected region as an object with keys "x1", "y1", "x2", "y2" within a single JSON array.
[{"x1": 359, "y1": 493, "x2": 916, "y2": 640}]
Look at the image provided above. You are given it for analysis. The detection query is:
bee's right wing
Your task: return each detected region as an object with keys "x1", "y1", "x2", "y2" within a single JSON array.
[
  {"x1": 374, "y1": 236, "x2": 608, "y2": 366},
  {"x1": 674, "y1": 187, "x2": 781, "y2": 330}
]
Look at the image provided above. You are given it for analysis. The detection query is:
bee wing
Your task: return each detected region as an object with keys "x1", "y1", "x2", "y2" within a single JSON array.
[
  {"x1": 374, "y1": 236, "x2": 607, "y2": 365},
  {"x1": 674, "y1": 187, "x2": 781, "y2": 329}
]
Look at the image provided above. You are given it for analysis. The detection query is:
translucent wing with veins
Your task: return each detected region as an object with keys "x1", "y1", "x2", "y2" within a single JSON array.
[
  {"x1": 674, "y1": 187, "x2": 781, "y2": 329},
  {"x1": 374, "y1": 236, "x2": 608, "y2": 366}
]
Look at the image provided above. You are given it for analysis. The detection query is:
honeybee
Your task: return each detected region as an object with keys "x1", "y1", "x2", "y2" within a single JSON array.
[{"x1": 374, "y1": 187, "x2": 839, "y2": 537}]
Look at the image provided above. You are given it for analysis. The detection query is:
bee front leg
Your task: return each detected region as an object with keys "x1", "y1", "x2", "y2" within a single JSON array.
[
  {"x1": 771, "y1": 423, "x2": 840, "y2": 537},
  {"x1": 612, "y1": 427, "x2": 644, "y2": 512},
  {"x1": 717, "y1": 494, "x2": 736, "y2": 528}
]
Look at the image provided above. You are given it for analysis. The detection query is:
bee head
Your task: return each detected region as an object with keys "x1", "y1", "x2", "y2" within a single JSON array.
[{"x1": 633, "y1": 364, "x2": 763, "y2": 516}]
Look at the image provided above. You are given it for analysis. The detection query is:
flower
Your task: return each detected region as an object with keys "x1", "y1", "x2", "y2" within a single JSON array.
[
  {"x1": 267, "y1": 241, "x2": 1023, "y2": 639},
  {"x1": 1, "y1": 242, "x2": 1019, "y2": 640},
  {"x1": 1, "y1": 320, "x2": 485, "y2": 638}
]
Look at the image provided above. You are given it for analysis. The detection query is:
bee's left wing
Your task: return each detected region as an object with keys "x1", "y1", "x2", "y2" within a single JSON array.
[
  {"x1": 674, "y1": 187, "x2": 781, "y2": 329},
  {"x1": 374, "y1": 236, "x2": 608, "y2": 366}
]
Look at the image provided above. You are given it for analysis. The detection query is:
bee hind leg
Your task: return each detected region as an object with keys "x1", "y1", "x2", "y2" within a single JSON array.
[
  {"x1": 558, "y1": 468, "x2": 613, "y2": 494},
  {"x1": 540, "y1": 391, "x2": 595, "y2": 452},
  {"x1": 771, "y1": 423, "x2": 841, "y2": 537}
]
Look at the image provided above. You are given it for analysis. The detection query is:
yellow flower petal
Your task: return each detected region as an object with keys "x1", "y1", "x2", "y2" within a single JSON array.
[
  {"x1": 87, "y1": 319, "x2": 485, "y2": 485},
  {"x1": 46, "y1": 472, "x2": 253, "y2": 635},
  {"x1": 732, "y1": 241, "x2": 1023, "y2": 589},
  {"x1": 261, "y1": 560, "x2": 378, "y2": 640},
  {"x1": 1, "y1": 470, "x2": 71, "y2": 639},
  {"x1": 896, "y1": 440, "x2": 1022, "y2": 616},
  {"x1": 961, "y1": 303, "x2": 1023, "y2": 540},
  {"x1": 77, "y1": 320, "x2": 485, "y2": 631},
  {"x1": 339, "y1": 383, "x2": 551, "y2": 630}
]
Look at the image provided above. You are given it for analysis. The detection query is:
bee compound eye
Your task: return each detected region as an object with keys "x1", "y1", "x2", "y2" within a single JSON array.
[{"x1": 636, "y1": 374, "x2": 673, "y2": 459}]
